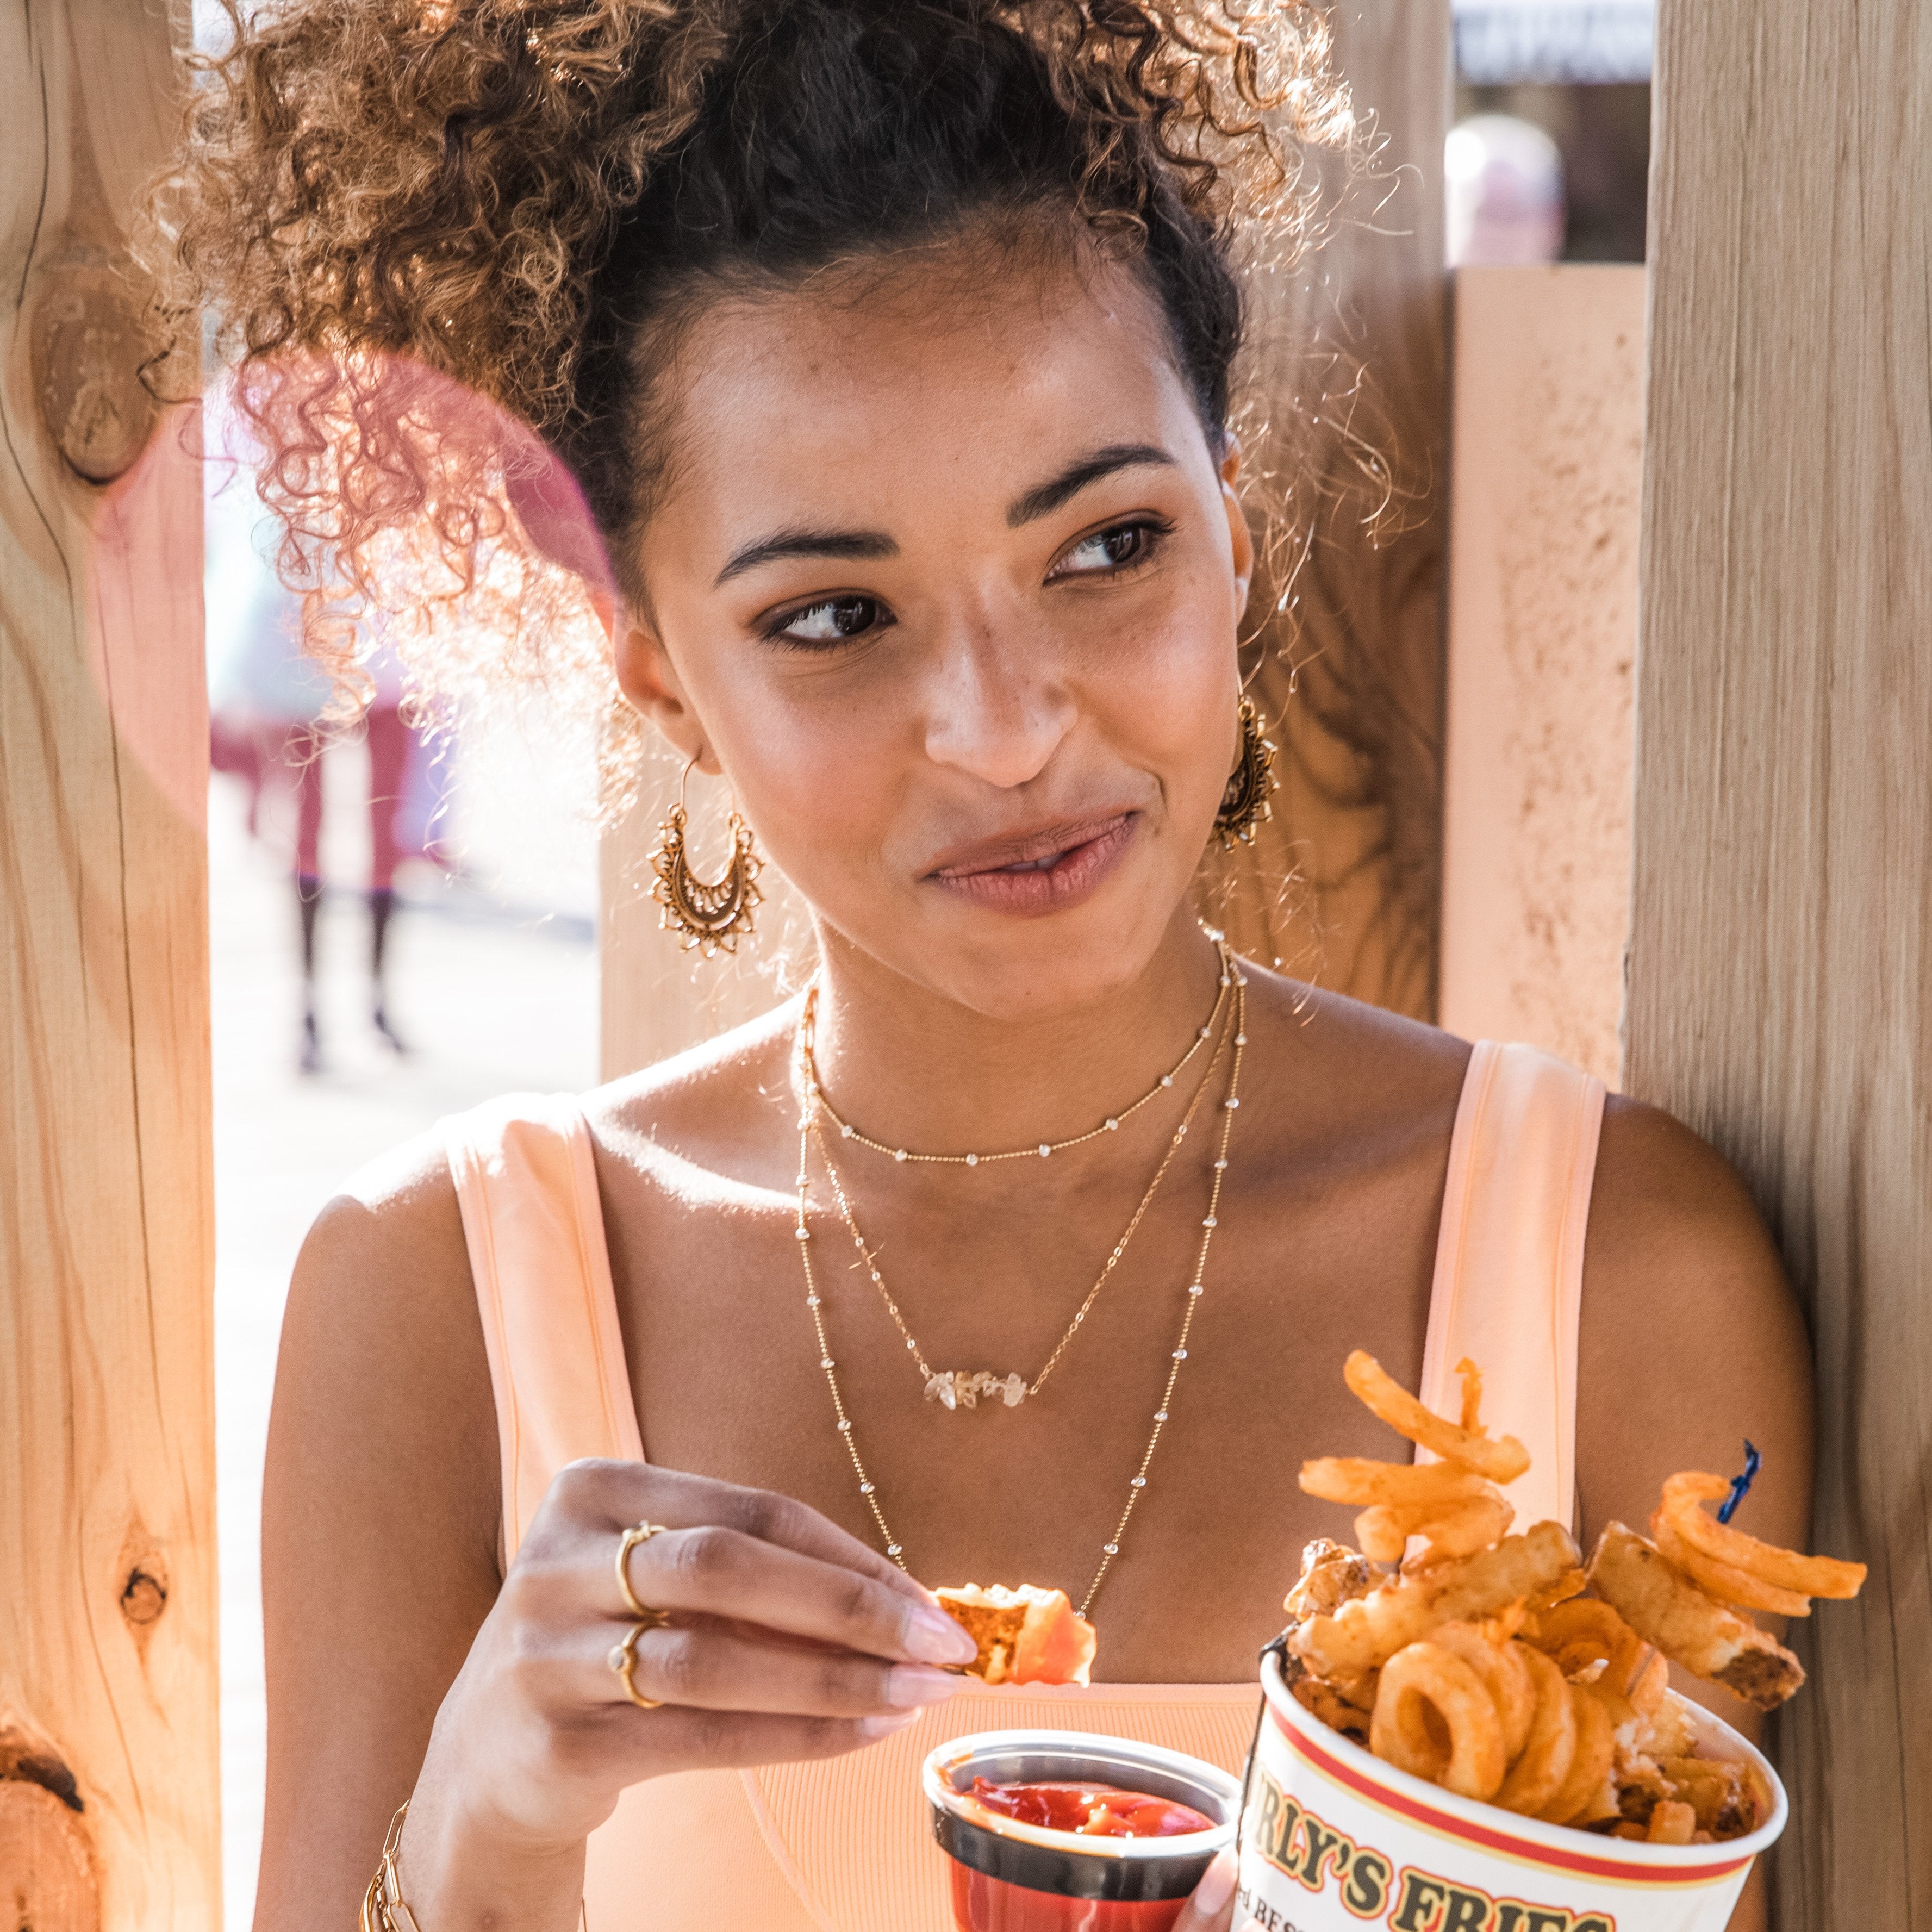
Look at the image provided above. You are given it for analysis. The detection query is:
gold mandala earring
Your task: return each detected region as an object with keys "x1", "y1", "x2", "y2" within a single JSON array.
[
  {"x1": 1213, "y1": 695, "x2": 1278, "y2": 847},
  {"x1": 650, "y1": 756, "x2": 763, "y2": 956}
]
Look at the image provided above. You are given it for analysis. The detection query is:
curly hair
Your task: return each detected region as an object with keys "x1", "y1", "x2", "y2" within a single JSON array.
[{"x1": 149, "y1": 0, "x2": 1356, "y2": 797}]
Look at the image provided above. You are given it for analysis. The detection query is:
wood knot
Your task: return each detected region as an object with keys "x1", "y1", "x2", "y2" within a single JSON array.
[
  {"x1": 29, "y1": 265, "x2": 160, "y2": 484},
  {"x1": 0, "y1": 1721, "x2": 98, "y2": 1932},
  {"x1": 120, "y1": 1567, "x2": 167, "y2": 1627},
  {"x1": 115, "y1": 1529, "x2": 170, "y2": 1654}
]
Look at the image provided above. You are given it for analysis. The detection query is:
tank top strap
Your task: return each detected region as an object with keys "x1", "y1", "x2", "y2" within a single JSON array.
[
  {"x1": 1418, "y1": 1041, "x2": 1607, "y2": 1534},
  {"x1": 444, "y1": 1093, "x2": 644, "y2": 1563}
]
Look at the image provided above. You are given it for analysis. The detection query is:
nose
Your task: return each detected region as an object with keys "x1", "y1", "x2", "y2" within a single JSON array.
[{"x1": 921, "y1": 601, "x2": 1077, "y2": 790}]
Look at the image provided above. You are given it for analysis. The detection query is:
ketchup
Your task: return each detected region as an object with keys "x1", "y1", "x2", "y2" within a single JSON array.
[{"x1": 969, "y1": 1779, "x2": 1213, "y2": 1839}]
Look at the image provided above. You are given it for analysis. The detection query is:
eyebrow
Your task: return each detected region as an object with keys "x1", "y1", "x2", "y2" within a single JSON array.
[
  {"x1": 1005, "y1": 443, "x2": 1178, "y2": 528},
  {"x1": 714, "y1": 528, "x2": 898, "y2": 588}
]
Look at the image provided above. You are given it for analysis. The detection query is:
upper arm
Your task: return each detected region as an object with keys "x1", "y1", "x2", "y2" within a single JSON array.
[
  {"x1": 1575, "y1": 1097, "x2": 1815, "y2": 1725},
  {"x1": 254, "y1": 1140, "x2": 503, "y2": 1932}
]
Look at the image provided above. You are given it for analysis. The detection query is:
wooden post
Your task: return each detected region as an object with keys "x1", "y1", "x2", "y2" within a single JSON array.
[
  {"x1": 1218, "y1": 0, "x2": 1451, "y2": 1018},
  {"x1": 601, "y1": 5, "x2": 1454, "y2": 1075},
  {"x1": 1625, "y1": 0, "x2": 1931, "y2": 1921},
  {"x1": 1438, "y1": 264, "x2": 1646, "y2": 1082},
  {"x1": 0, "y1": 6, "x2": 219, "y2": 1931}
]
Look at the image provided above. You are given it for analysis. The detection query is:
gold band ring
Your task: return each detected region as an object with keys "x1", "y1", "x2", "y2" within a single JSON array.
[
  {"x1": 609, "y1": 1619, "x2": 666, "y2": 1711},
  {"x1": 616, "y1": 1520, "x2": 672, "y2": 1619}
]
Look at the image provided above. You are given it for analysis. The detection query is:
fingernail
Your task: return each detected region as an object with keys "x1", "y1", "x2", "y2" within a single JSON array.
[
  {"x1": 905, "y1": 1606, "x2": 978, "y2": 1666},
  {"x1": 1194, "y1": 1848, "x2": 1238, "y2": 1918},
  {"x1": 860, "y1": 1710, "x2": 921, "y2": 1739},
  {"x1": 886, "y1": 1665, "x2": 966, "y2": 1709}
]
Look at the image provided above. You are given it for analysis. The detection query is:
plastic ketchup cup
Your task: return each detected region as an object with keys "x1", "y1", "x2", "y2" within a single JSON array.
[{"x1": 924, "y1": 1730, "x2": 1240, "y2": 1932}]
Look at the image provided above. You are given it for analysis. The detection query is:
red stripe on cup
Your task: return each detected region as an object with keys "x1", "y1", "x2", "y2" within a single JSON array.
[{"x1": 1272, "y1": 1705, "x2": 1756, "y2": 1885}]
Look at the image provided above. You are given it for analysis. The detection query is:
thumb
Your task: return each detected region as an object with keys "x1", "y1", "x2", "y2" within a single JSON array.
[{"x1": 1170, "y1": 1846, "x2": 1239, "y2": 1932}]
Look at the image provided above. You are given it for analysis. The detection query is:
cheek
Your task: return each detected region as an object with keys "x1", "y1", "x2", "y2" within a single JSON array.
[
  {"x1": 1074, "y1": 568, "x2": 1242, "y2": 802},
  {"x1": 690, "y1": 662, "x2": 911, "y2": 877}
]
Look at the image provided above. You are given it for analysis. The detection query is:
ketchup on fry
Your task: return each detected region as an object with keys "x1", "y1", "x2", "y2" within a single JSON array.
[{"x1": 968, "y1": 1779, "x2": 1213, "y2": 1838}]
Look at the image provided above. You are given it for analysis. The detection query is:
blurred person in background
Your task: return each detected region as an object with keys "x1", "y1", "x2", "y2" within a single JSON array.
[
  {"x1": 207, "y1": 564, "x2": 426, "y2": 1070},
  {"x1": 1446, "y1": 112, "x2": 1566, "y2": 265}
]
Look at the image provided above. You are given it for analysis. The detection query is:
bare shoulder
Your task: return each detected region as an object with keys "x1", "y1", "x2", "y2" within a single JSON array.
[
  {"x1": 584, "y1": 995, "x2": 802, "y2": 1173},
  {"x1": 1576, "y1": 1096, "x2": 1814, "y2": 1551},
  {"x1": 1234, "y1": 964, "x2": 1473, "y2": 1157},
  {"x1": 257, "y1": 1129, "x2": 502, "y2": 1925}
]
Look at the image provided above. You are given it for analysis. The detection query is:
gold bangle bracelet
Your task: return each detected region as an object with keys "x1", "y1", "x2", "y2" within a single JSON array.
[{"x1": 361, "y1": 1802, "x2": 423, "y2": 1932}]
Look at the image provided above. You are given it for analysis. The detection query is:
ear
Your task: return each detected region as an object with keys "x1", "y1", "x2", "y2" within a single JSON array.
[
  {"x1": 588, "y1": 587, "x2": 721, "y2": 776},
  {"x1": 1217, "y1": 435, "x2": 1256, "y2": 617}
]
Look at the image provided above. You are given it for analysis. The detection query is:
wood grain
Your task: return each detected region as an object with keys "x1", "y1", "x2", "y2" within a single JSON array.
[
  {"x1": 1216, "y1": 0, "x2": 1451, "y2": 1017},
  {"x1": 1438, "y1": 264, "x2": 1645, "y2": 1082},
  {"x1": 0, "y1": 5, "x2": 220, "y2": 1929},
  {"x1": 601, "y1": 6, "x2": 1454, "y2": 1075},
  {"x1": 1625, "y1": 0, "x2": 1931, "y2": 1919}
]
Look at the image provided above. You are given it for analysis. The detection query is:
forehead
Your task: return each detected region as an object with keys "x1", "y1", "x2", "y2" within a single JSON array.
[{"x1": 643, "y1": 249, "x2": 1205, "y2": 561}]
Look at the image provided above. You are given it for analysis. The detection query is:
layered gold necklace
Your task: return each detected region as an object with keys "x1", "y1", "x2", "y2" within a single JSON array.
[{"x1": 790, "y1": 948, "x2": 1249, "y2": 1615}]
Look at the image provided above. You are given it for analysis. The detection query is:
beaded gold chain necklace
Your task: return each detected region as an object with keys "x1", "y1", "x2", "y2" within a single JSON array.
[{"x1": 791, "y1": 968, "x2": 1249, "y2": 1616}]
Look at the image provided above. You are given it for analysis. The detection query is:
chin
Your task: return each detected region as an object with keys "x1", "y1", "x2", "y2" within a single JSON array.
[{"x1": 909, "y1": 876, "x2": 1190, "y2": 1021}]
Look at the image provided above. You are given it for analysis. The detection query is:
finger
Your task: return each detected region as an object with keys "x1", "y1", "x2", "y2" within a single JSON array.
[
  {"x1": 623, "y1": 1523, "x2": 976, "y2": 1666},
  {"x1": 1170, "y1": 1848, "x2": 1240, "y2": 1932},
  {"x1": 555, "y1": 1460, "x2": 936, "y2": 1605},
  {"x1": 599, "y1": 1619, "x2": 968, "y2": 1718}
]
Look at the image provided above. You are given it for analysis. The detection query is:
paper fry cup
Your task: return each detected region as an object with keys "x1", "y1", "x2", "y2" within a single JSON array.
[
  {"x1": 925, "y1": 1729, "x2": 1241, "y2": 1932},
  {"x1": 1239, "y1": 1651, "x2": 1786, "y2": 1932}
]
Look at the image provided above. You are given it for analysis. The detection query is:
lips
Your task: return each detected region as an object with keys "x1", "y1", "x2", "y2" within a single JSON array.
[{"x1": 925, "y1": 812, "x2": 1139, "y2": 917}]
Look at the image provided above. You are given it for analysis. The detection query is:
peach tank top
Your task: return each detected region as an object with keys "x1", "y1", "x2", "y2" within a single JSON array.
[{"x1": 443, "y1": 1038, "x2": 1604, "y2": 1932}]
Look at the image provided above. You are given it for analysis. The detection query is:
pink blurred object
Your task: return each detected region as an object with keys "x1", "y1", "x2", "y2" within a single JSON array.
[{"x1": 1447, "y1": 114, "x2": 1566, "y2": 265}]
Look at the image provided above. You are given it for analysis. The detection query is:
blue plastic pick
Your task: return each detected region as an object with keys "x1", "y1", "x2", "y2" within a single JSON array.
[{"x1": 1718, "y1": 1441, "x2": 1762, "y2": 1525}]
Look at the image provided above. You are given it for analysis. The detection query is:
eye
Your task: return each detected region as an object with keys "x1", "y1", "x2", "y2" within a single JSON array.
[
  {"x1": 766, "y1": 594, "x2": 893, "y2": 646},
  {"x1": 1051, "y1": 517, "x2": 1173, "y2": 579}
]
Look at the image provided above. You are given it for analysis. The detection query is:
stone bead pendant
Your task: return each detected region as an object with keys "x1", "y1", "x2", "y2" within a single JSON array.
[{"x1": 925, "y1": 1369, "x2": 1028, "y2": 1410}]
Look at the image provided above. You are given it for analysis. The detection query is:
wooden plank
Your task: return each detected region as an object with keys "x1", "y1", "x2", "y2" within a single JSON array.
[
  {"x1": 0, "y1": 5, "x2": 220, "y2": 1930},
  {"x1": 1438, "y1": 263, "x2": 1645, "y2": 1082},
  {"x1": 1216, "y1": 0, "x2": 1451, "y2": 1017},
  {"x1": 1625, "y1": 0, "x2": 1932, "y2": 1921},
  {"x1": 601, "y1": 5, "x2": 1454, "y2": 1074}
]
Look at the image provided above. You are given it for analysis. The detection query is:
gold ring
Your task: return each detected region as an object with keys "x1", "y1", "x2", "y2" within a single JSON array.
[
  {"x1": 609, "y1": 1619, "x2": 666, "y2": 1710},
  {"x1": 616, "y1": 1521, "x2": 672, "y2": 1619}
]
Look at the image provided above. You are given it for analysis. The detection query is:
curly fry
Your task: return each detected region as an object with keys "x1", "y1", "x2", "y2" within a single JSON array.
[
  {"x1": 1588, "y1": 1524, "x2": 1805, "y2": 1710},
  {"x1": 1299, "y1": 1459, "x2": 1493, "y2": 1506},
  {"x1": 1455, "y1": 1356, "x2": 1484, "y2": 1431},
  {"x1": 1371, "y1": 1642, "x2": 1507, "y2": 1800},
  {"x1": 1356, "y1": 1492, "x2": 1516, "y2": 1568},
  {"x1": 1494, "y1": 1644, "x2": 1577, "y2": 1816},
  {"x1": 1292, "y1": 1522, "x2": 1580, "y2": 1677},
  {"x1": 1652, "y1": 1508, "x2": 1811, "y2": 1617},
  {"x1": 1537, "y1": 1684, "x2": 1616, "y2": 1825},
  {"x1": 1430, "y1": 1621, "x2": 1535, "y2": 1760},
  {"x1": 1659, "y1": 1473, "x2": 1866, "y2": 1601},
  {"x1": 1343, "y1": 1351, "x2": 1531, "y2": 1484},
  {"x1": 1528, "y1": 1599, "x2": 1650, "y2": 1697}
]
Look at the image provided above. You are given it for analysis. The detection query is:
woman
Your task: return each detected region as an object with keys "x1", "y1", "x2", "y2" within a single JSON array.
[{"x1": 162, "y1": 3, "x2": 1809, "y2": 1928}]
